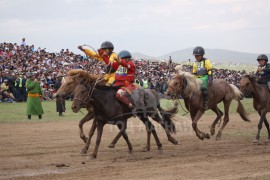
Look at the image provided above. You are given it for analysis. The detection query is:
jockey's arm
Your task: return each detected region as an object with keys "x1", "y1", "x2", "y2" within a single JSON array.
[
  {"x1": 120, "y1": 60, "x2": 135, "y2": 71},
  {"x1": 205, "y1": 59, "x2": 213, "y2": 75},
  {"x1": 83, "y1": 49, "x2": 103, "y2": 61},
  {"x1": 192, "y1": 62, "x2": 197, "y2": 74}
]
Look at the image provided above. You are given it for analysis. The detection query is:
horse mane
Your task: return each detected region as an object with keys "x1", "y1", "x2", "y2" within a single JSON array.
[
  {"x1": 178, "y1": 72, "x2": 202, "y2": 96},
  {"x1": 67, "y1": 69, "x2": 103, "y2": 83}
]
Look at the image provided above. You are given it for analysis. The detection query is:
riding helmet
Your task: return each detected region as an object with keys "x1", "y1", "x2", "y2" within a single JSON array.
[
  {"x1": 100, "y1": 41, "x2": 114, "y2": 50},
  {"x1": 193, "y1": 46, "x2": 205, "y2": 56},
  {"x1": 118, "y1": 50, "x2": 132, "y2": 59},
  {"x1": 257, "y1": 54, "x2": 268, "y2": 62}
]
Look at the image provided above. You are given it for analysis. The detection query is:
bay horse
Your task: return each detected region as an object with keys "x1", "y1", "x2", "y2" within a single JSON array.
[
  {"x1": 239, "y1": 75, "x2": 270, "y2": 143},
  {"x1": 166, "y1": 72, "x2": 250, "y2": 140},
  {"x1": 71, "y1": 82, "x2": 178, "y2": 158}
]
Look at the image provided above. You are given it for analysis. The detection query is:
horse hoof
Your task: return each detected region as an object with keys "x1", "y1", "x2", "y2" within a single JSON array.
[
  {"x1": 216, "y1": 136, "x2": 221, "y2": 141},
  {"x1": 210, "y1": 128, "x2": 215, "y2": 136},
  {"x1": 158, "y1": 149, "x2": 163, "y2": 154},
  {"x1": 80, "y1": 149, "x2": 87, "y2": 154},
  {"x1": 204, "y1": 133, "x2": 210, "y2": 139},
  {"x1": 265, "y1": 139, "x2": 270, "y2": 144},
  {"x1": 129, "y1": 150, "x2": 133, "y2": 154},
  {"x1": 142, "y1": 147, "x2": 150, "y2": 152},
  {"x1": 90, "y1": 154, "x2": 97, "y2": 159},
  {"x1": 108, "y1": 144, "x2": 115, "y2": 148},
  {"x1": 169, "y1": 139, "x2": 178, "y2": 145},
  {"x1": 253, "y1": 139, "x2": 259, "y2": 144}
]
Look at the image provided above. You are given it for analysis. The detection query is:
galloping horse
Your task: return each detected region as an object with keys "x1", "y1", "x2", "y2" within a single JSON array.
[
  {"x1": 239, "y1": 75, "x2": 270, "y2": 143},
  {"x1": 166, "y1": 72, "x2": 250, "y2": 140},
  {"x1": 72, "y1": 82, "x2": 178, "y2": 158},
  {"x1": 56, "y1": 69, "x2": 178, "y2": 155}
]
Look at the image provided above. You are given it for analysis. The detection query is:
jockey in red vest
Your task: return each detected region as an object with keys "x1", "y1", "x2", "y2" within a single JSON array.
[{"x1": 98, "y1": 50, "x2": 136, "y2": 109}]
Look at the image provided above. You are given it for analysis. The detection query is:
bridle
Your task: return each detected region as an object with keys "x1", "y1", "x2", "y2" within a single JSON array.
[
  {"x1": 168, "y1": 76, "x2": 187, "y2": 98},
  {"x1": 73, "y1": 84, "x2": 93, "y2": 107}
]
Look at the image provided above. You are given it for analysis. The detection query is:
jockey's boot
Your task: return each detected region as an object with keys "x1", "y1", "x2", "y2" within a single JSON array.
[
  {"x1": 28, "y1": 115, "x2": 31, "y2": 120},
  {"x1": 115, "y1": 93, "x2": 134, "y2": 109},
  {"x1": 202, "y1": 89, "x2": 209, "y2": 110}
]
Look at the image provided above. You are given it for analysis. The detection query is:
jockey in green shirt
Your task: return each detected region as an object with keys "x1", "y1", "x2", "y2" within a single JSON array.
[{"x1": 192, "y1": 46, "x2": 213, "y2": 110}]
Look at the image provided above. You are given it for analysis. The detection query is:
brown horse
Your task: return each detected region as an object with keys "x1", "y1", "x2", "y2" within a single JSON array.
[
  {"x1": 239, "y1": 75, "x2": 270, "y2": 143},
  {"x1": 166, "y1": 72, "x2": 250, "y2": 140},
  {"x1": 55, "y1": 69, "x2": 105, "y2": 144}
]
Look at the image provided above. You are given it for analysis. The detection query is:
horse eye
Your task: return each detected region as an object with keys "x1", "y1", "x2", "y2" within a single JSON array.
[{"x1": 174, "y1": 82, "x2": 178, "y2": 85}]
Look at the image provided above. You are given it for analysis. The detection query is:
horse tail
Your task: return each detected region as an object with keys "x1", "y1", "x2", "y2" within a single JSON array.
[
  {"x1": 229, "y1": 84, "x2": 243, "y2": 100},
  {"x1": 158, "y1": 101, "x2": 178, "y2": 134},
  {"x1": 236, "y1": 100, "x2": 250, "y2": 122},
  {"x1": 229, "y1": 84, "x2": 250, "y2": 121}
]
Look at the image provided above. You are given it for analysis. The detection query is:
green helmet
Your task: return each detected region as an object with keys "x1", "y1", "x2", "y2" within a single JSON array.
[
  {"x1": 100, "y1": 41, "x2": 114, "y2": 50},
  {"x1": 257, "y1": 54, "x2": 268, "y2": 62},
  {"x1": 193, "y1": 46, "x2": 205, "y2": 56},
  {"x1": 118, "y1": 50, "x2": 132, "y2": 59}
]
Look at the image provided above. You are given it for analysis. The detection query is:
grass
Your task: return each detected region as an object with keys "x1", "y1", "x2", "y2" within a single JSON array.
[{"x1": 0, "y1": 98, "x2": 256, "y2": 123}]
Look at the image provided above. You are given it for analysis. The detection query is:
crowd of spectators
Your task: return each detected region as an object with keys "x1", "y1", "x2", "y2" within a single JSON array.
[{"x1": 0, "y1": 39, "x2": 249, "y2": 103}]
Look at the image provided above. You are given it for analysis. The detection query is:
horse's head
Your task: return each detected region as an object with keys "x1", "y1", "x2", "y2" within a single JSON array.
[
  {"x1": 71, "y1": 83, "x2": 93, "y2": 113},
  {"x1": 166, "y1": 75, "x2": 185, "y2": 99},
  {"x1": 239, "y1": 75, "x2": 253, "y2": 97}
]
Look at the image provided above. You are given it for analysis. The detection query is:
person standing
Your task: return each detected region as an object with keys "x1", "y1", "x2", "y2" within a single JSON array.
[
  {"x1": 54, "y1": 73, "x2": 65, "y2": 116},
  {"x1": 26, "y1": 72, "x2": 44, "y2": 120},
  {"x1": 192, "y1": 46, "x2": 213, "y2": 110}
]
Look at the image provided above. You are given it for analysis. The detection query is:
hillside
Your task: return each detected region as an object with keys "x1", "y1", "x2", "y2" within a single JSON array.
[{"x1": 132, "y1": 48, "x2": 270, "y2": 64}]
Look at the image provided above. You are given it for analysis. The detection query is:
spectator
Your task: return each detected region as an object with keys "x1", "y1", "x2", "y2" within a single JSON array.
[{"x1": 26, "y1": 72, "x2": 44, "y2": 120}]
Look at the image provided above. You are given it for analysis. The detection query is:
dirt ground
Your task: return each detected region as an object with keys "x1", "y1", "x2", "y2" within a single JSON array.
[{"x1": 1, "y1": 113, "x2": 270, "y2": 180}]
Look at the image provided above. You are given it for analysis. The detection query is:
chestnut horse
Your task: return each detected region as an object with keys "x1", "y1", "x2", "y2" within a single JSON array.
[
  {"x1": 239, "y1": 75, "x2": 270, "y2": 143},
  {"x1": 72, "y1": 82, "x2": 178, "y2": 158},
  {"x1": 166, "y1": 72, "x2": 250, "y2": 140}
]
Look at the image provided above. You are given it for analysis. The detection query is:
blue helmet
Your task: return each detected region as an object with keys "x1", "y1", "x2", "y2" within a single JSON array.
[
  {"x1": 118, "y1": 50, "x2": 132, "y2": 59},
  {"x1": 193, "y1": 46, "x2": 205, "y2": 56}
]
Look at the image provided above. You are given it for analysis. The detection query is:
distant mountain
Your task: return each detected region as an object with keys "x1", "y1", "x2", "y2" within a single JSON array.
[
  {"x1": 132, "y1": 52, "x2": 156, "y2": 60},
  {"x1": 133, "y1": 48, "x2": 270, "y2": 64}
]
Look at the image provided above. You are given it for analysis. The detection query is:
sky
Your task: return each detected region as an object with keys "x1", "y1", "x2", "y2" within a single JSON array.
[{"x1": 1, "y1": 0, "x2": 270, "y2": 56}]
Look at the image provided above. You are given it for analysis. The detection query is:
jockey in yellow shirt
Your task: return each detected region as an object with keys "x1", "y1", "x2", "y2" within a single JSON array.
[
  {"x1": 78, "y1": 41, "x2": 118, "y2": 86},
  {"x1": 192, "y1": 46, "x2": 213, "y2": 110}
]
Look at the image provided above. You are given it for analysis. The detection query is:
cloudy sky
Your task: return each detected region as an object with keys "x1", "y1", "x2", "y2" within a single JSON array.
[{"x1": 1, "y1": 0, "x2": 270, "y2": 56}]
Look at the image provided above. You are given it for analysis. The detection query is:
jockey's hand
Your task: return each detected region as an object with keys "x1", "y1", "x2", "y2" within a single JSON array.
[
  {"x1": 98, "y1": 48, "x2": 105, "y2": 56},
  {"x1": 257, "y1": 67, "x2": 263, "y2": 72},
  {"x1": 115, "y1": 57, "x2": 121, "y2": 64},
  {"x1": 78, "y1": 46, "x2": 84, "y2": 51},
  {"x1": 208, "y1": 76, "x2": 213, "y2": 86}
]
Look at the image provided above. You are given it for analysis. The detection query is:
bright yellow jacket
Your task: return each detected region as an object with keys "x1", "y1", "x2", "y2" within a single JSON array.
[
  {"x1": 84, "y1": 49, "x2": 118, "y2": 85},
  {"x1": 192, "y1": 59, "x2": 213, "y2": 76}
]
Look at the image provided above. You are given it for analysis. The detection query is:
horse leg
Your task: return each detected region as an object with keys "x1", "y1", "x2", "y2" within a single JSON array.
[
  {"x1": 216, "y1": 100, "x2": 232, "y2": 140},
  {"x1": 210, "y1": 106, "x2": 223, "y2": 136},
  {"x1": 254, "y1": 114, "x2": 266, "y2": 143},
  {"x1": 151, "y1": 113, "x2": 178, "y2": 145},
  {"x1": 79, "y1": 112, "x2": 94, "y2": 143},
  {"x1": 191, "y1": 110, "x2": 207, "y2": 140},
  {"x1": 107, "y1": 118, "x2": 129, "y2": 148},
  {"x1": 263, "y1": 118, "x2": 270, "y2": 143},
  {"x1": 140, "y1": 116, "x2": 163, "y2": 152},
  {"x1": 117, "y1": 120, "x2": 133, "y2": 154},
  {"x1": 81, "y1": 118, "x2": 97, "y2": 154},
  {"x1": 91, "y1": 120, "x2": 105, "y2": 159}
]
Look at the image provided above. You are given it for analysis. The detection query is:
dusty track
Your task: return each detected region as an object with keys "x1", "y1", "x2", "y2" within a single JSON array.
[{"x1": 1, "y1": 114, "x2": 270, "y2": 180}]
